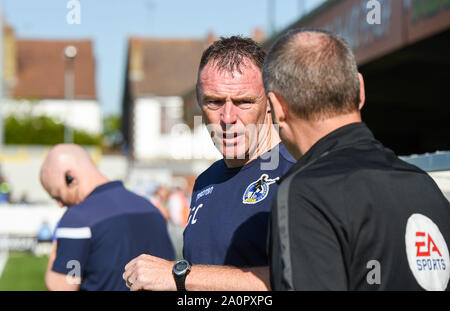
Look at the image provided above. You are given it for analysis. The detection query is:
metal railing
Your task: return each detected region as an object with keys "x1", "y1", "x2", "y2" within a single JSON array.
[{"x1": 401, "y1": 151, "x2": 450, "y2": 172}]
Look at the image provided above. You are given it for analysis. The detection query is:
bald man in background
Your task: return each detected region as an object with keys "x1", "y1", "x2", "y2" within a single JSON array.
[{"x1": 40, "y1": 144, "x2": 175, "y2": 291}]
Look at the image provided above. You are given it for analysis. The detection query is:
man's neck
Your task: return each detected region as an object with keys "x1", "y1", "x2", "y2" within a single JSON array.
[
  {"x1": 78, "y1": 174, "x2": 110, "y2": 202},
  {"x1": 291, "y1": 112, "x2": 362, "y2": 158}
]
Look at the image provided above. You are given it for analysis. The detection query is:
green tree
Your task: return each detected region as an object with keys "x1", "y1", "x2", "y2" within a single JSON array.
[
  {"x1": 102, "y1": 114, "x2": 123, "y2": 151},
  {"x1": 4, "y1": 115, "x2": 102, "y2": 146}
]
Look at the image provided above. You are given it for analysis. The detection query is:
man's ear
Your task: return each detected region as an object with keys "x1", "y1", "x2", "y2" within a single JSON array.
[
  {"x1": 266, "y1": 95, "x2": 271, "y2": 114},
  {"x1": 358, "y1": 73, "x2": 365, "y2": 111},
  {"x1": 267, "y1": 92, "x2": 287, "y2": 126},
  {"x1": 65, "y1": 170, "x2": 76, "y2": 187}
]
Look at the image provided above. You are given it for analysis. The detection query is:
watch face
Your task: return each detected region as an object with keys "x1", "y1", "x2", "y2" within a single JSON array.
[{"x1": 174, "y1": 260, "x2": 190, "y2": 276}]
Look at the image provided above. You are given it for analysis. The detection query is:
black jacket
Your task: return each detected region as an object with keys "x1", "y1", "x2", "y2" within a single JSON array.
[{"x1": 269, "y1": 122, "x2": 450, "y2": 290}]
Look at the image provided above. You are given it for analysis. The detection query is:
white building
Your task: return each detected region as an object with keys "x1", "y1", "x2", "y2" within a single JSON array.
[{"x1": 122, "y1": 37, "x2": 220, "y2": 164}]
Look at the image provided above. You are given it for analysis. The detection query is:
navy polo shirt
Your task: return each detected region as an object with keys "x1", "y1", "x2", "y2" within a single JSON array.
[
  {"x1": 183, "y1": 143, "x2": 295, "y2": 267},
  {"x1": 53, "y1": 181, "x2": 175, "y2": 291}
]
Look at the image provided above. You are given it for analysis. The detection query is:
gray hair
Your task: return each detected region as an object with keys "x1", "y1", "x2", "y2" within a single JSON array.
[
  {"x1": 263, "y1": 28, "x2": 360, "y2": 121},
  {"x1": 199, "y1": 36, "x2": 266, "y2": 75}
]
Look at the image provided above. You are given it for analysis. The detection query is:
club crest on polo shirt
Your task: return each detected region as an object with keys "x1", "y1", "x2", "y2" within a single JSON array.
[
  {"x1": 242, "y1": 174, "x2": 279, "y2": 205},
  {"x1": 405, "y1": 214, "x2": 450, "y2": 291}
]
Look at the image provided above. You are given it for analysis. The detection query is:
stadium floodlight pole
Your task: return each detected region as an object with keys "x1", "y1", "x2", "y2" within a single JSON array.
[
  {"x1": 64, "y1": 45, "x2": 77, "y2": 143},
  {"x1": 299, "y1": 0, "x2": 307, "y2": 18},
  {"x1": 268, "y1": 0, "x2": 276, "y2": 36}
]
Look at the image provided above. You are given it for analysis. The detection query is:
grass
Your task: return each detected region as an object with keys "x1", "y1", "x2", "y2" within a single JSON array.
[{"x1": 0, "y1": 252, "x2": 48, "y2": 291}]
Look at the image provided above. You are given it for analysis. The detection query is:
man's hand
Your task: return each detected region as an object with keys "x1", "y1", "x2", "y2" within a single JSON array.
[
  {"x1": 124, "y1": 254, "x2": 270, "y2": 291},
  {"x1": 123, "y1": 254, "x2": 176, "y2": 291}
]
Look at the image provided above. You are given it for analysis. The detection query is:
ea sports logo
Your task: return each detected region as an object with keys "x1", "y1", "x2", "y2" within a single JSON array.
[
  {"x1": 415, "y1": 232, "x2": 442, "y2": 257},
  {"x1": 405, "y1": 214, "x2": 450, "y2": 291}
]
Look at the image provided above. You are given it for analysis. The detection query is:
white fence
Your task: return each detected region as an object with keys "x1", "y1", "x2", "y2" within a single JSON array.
[
  {"x1": 0, "y1": 204, "x2": 64, "y2": 236},
  {"x1": 0, "y1": 204, "x2": 64, "y2": 254}
]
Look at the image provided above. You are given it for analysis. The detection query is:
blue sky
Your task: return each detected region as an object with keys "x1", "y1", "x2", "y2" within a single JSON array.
[{"x1": 4, "y1": 0, "x2": 325, "y2": 116}]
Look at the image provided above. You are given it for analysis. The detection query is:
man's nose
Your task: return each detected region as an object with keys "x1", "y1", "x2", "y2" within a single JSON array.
[{"x1": 221, "y1": 100, "x2": 237, "y2": 125}]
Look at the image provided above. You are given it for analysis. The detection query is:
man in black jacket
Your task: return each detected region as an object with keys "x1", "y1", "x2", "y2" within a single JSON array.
[{"x1": 263, "y1": 28, "x2": 450, "y2": 291}]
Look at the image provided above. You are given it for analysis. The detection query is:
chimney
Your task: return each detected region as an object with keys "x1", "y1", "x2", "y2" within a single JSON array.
[
  {"x1": 129, "y1": 39, "x2": 144, "y2": 82},
  {"x1": 206, "y1": 30, "x2": 216, "y2": 46},
  {"x1": 252, "y1": 27, "x2": 265, "y2": 43},
  {"x1": 3, "y1": 25, "x2": 18, "y2": 95}
]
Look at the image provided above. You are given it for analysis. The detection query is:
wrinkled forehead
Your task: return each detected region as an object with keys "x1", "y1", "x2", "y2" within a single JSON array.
[
  {"x1": 199, "y1": 58, "x2": 262, "y2": 82},
  {"x1": 198, "y1": 61, "x2": 264, "y2": 93}
]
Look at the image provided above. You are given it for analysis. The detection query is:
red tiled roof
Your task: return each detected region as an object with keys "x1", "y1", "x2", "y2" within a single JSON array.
[
  {"x1": 128, "y1": 38, "x2": 208, "y2": 97},
  {"x1": 13, "y1": 40, "x2": 96, "y2": 99}
]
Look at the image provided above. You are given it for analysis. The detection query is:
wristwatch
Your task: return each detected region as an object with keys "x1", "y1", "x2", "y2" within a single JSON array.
[{"x1": 172, "y1": 259, "x2": 191, "y2": 291}]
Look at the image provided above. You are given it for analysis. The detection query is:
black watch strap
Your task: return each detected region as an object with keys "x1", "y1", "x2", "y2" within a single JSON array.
[{"x1": 174, "y1": 273, "x2": 187, "y2": 291}]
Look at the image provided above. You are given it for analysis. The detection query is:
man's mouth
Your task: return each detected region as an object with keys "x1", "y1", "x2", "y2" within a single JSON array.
[{"x1": 222, "y1": 132, "x2": 243, "y2": 145}]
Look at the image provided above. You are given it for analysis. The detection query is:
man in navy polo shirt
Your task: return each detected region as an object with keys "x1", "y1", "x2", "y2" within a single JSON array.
[
  {"x1": 40, "y1": 144, "x2": 175, "y2": 290},
  {"x1": 123, "y1": 36, "x2": 295, "y2": 291}
]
